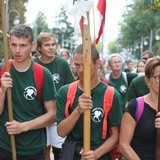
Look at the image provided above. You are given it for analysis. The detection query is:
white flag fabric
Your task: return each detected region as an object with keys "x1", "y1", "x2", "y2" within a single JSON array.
[
  {"x1": 66, "y1": 0, "x2": 93, "y2": 34},
  {"x1": 66, "y1": 0, "x2": 106, "y2": 44}
]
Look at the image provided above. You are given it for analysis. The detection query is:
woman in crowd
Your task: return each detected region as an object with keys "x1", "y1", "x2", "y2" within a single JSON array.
[
  {"x1": 119, "y1": 57, "x2": 160, "y2": 160},
  {"x1": 136, "y1": 59, "x2": 146, "y2": 73}
]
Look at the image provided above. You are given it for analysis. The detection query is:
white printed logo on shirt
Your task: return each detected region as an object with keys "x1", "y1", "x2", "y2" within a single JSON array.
[
  {"x1": 91, "y1": 108, "x2": 103, "y2": 123},
  {"x1": 23, "y1": 86, "x2": 37, "y2": 100}
]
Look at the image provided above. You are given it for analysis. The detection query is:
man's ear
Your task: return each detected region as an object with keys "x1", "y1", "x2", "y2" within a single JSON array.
[
  {"x1": 95, "y1": 59, "x2": 102, "y2": 69},
  {"x1": 31, "y1": 41, "x2": 37, "y2": 52}
]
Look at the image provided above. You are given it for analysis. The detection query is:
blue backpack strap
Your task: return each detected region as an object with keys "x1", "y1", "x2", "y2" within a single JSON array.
[{"x1": 135, "y1": 96, "x2": 144, "y2": 123}]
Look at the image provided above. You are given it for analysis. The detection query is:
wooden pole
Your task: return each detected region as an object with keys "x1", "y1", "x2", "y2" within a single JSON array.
[
  {"x1": 82, "y1": 12, "x2": 92, "y2": 152},
  {"x1": 1, "y1": 0, "x2": 17, "y2": 159},
  {"x1": 155, "y1": 79, "x2": 160, "y2": 160}
]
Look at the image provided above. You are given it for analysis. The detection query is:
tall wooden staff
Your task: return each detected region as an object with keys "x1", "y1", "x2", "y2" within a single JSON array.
[
  {"x1": 1, "y1": 0, "x2": 17, "y2": 159},
  {"x1": 82, "y1": 12, "x2": 92, "y2": 151},
  {"x1": 155, "y1": 79, "x2": 160, "y2": 160}
]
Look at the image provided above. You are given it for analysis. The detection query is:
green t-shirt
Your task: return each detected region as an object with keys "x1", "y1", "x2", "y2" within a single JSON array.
[
  {"x1": 127, "y1": 75, "x2": 149, "y2": 101},
  {"x1": 56, "y1": 82, "x2": 122, "y2": 160},
  {"x1": 0, "y1": 62, "x2": 56, "y2": 156},
  {"x1": 108, "y1": 72, "x2": 137, "y2": 111},
  {"x1": 33, "y1": 56, "x2": 74, "y2": 91}
]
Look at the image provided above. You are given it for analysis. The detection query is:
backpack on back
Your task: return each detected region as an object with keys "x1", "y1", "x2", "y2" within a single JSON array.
[
  {"x1": 0, "y1": 60, "x2": 44, "y2": 100},
  {"x1": 65, "y1": 81, "x2": 123, "y2": 160},
  {"x1": 65, "y1": 80, "x2": 114, "y2": 139},
  {"x1": 105, "y1": 72, "x2": 128, "y2": 87}
]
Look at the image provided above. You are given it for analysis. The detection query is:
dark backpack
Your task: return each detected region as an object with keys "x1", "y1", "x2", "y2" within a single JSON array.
[
  {"x1": 65, "y1": 80, "x2": 114, "y2": 139},
  {"x1": 0, "y1": 60, "x2": 44, "y2": 100},
  {"x1": 65, "y1": 81, "x2": 123, "y2": 159}
]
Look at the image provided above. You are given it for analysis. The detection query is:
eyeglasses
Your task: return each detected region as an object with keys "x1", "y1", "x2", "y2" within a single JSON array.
[
  {"x1": 111, "y1": 61, "x2": 122, "y2": 65},
  {"x1": 150, "y1": 75, "x2": 160, "y2": 82},
  {"x1": 142, "y1": 57, "x2": 151, "y2": 61}
]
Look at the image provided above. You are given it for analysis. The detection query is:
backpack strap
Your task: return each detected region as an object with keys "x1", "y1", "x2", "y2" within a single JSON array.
[
  {"x1": 0, "y1": 60, "x2": 13, "y2": 85},
  {"x1": 101, "y1": 77, "x2": 109, "y2": 84},
  {"x1": 33, "y1": 62, "x2": 44, "y2": 100},
  {"x1": 0, "y1": 61, "x2": 44, "y2": 100},
  {"x1": 65, "y1": 82, "x2": 114, "y2": 139},
  {"x1": 0, "y1": 59, "x2": 13, "y2": 76},
  {"x1": 122, "y1": 72, "x2": 128, "y2": 87},
  {"x1": 135, "y1": 96, "x2": 144, "y2": 123},
  {"x1": 65, "y1": 80, "x2": 79, "y2": 117},
  {"x1": 102, "y1": 86, "x2": 114, "y2": 139}
]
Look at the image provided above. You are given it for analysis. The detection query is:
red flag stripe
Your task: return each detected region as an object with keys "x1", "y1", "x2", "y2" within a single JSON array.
[{"x1": 95, "y1": 0, "x2": 106, "y2": 44}]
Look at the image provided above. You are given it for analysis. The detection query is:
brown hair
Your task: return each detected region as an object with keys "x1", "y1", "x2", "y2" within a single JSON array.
[
  {"x1": 37, "y1": 32, "x2": 58, "y2": 52},
  {"x1": 141, "y1": 50, "x2": 154, "y2": 59},
  {"x1": 73, "y1": 44, "x2": 99, "y2": 64},
  {"x1": 145, "y1": 57, "x2": 160, "y2": 78}
]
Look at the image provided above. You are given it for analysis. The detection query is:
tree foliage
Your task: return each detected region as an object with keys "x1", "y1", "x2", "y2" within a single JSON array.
[
  {"x1": 117, "y1": 0, "x2": 160, "y2": 58},
  {"x1": 52, "y1": 6, "x2": 74, "y2": 51},
  {"x1": 0, "y1": 0, "x2": 27, "y2": 59},
  {"x1": 32, "y1": 12, "x2": 50, "y2": 39}
]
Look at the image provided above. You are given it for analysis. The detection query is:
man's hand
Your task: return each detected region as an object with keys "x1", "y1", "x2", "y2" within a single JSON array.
[
  {"x1": 5, "y1": 120, "x2": 26, "y2": 135},
  {"x1": 77, "y1": 93, "x2": 93, "y2": 114},
  {"x1": 0, "y1": 72, "x2": 13, "y2": 92},
  {"x1": 81, "y1": 149, "x2": 97, "y2": 160}
]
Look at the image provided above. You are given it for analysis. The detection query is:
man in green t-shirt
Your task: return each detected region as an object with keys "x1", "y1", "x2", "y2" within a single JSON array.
[
  {"x1": 33, "y1": 32, "x2": 74, "y2": 160},
  {"x1": 106, "y1": 54, "x2": 137, "y2": 112},
  {"x1": 0, "y1": 24, "x2": 56, "y2": 160},
  {"x1": 56, "y1": 44, "x2": 122, "y2": 160},
  {"x1": 126, "y1": 50, "x2": 154, "y2": 105},
  {"x1": 127, "y1": 75, "x2": 149, "y2": 102}
]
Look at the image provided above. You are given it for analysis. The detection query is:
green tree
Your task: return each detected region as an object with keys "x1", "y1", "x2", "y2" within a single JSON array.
[
  {"x1": 52, "y1": 6, "x2": 74, "y2": 51},
  {"x1": 32, "y1": 12, "x2": 50, "y2": 39},
  {"x1": 0, "y1": 0, "x2": 27, "y2": 59},
  {"x1": 118, "y1": 0, "x2": 160, "y2": 58},
  {"x1": 108, "y1": 40, "x2": 122, "y2": 54}
]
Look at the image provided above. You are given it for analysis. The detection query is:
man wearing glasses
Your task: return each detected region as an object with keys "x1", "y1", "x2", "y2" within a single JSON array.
[{"x1": 106, "y1": 54, "x2": 137, "y2": 112}]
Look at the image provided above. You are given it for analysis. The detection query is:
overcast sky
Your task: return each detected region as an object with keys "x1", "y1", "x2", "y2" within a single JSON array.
[{"x1": 25, "y1": 0, "x2": 127, "y2": 44}]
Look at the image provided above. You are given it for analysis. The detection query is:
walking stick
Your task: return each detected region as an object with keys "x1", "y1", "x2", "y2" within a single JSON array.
[
  {"x1": 82, "y1": 12, "x2": 92, "y2": 152},
  {"x1": 1, "y1": 0, "x2": 17, "y2": 159},
  {"x1": 155, "y1": 79, "x2": 160, "y2": 160}
]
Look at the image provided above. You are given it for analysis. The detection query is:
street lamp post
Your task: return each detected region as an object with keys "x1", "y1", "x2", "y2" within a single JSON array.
[
  {"x1": 7, "y1": 10, "x2": 20, "y2": 32},
  {"x1": 4, "y1": 0, "x2": 20, "y2": 32},
  {"x1": 143, "y1": 29, "x2": 153, "y2": 51}
]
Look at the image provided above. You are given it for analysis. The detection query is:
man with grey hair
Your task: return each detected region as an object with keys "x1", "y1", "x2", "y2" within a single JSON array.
[
  {"x1": 106, "y1": 53, "x2": 137, "y2": 112},
  {"x1": 0, "y1": 24, "x2": 56, "y2": 159}
]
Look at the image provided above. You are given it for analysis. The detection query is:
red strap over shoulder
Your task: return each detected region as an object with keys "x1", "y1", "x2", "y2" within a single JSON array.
[
  {"x1": 101, "y1": 77, "x2": 109, "y2": 84},
  {"x1": 0, "y1": 60, "x2": 13, "y2": 85},
  {"x1": 33, "y1": 62, "x2": 44, "y2": 100},
  {"x1": 65, "y1": 80, "x2": 79, "y2": 117},
  {"x1": 102, "y1": 86, "x2": 114, "y2": 139},
  {"x1": 0, "y1": 59, "x2": 13, "y2": 76},
  {"x1": 0, "y1": 61, "x2": 44, "y2": 100}
]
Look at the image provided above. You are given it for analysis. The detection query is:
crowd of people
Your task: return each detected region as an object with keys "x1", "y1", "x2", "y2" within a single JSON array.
[{"x1": 0, "y1": 23, "x2": 160, "y2": 160}]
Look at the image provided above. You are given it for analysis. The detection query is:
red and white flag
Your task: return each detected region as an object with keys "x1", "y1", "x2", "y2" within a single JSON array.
[
  {"x1": 66, "y1": 0, "x2": 93, "y2": 34},
  {"x1": 93, "y1": 0, "x2": 106, "y2": 44},
  {"x1": 66, "y1": 0, "x2": 106, "y2": 44}
]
